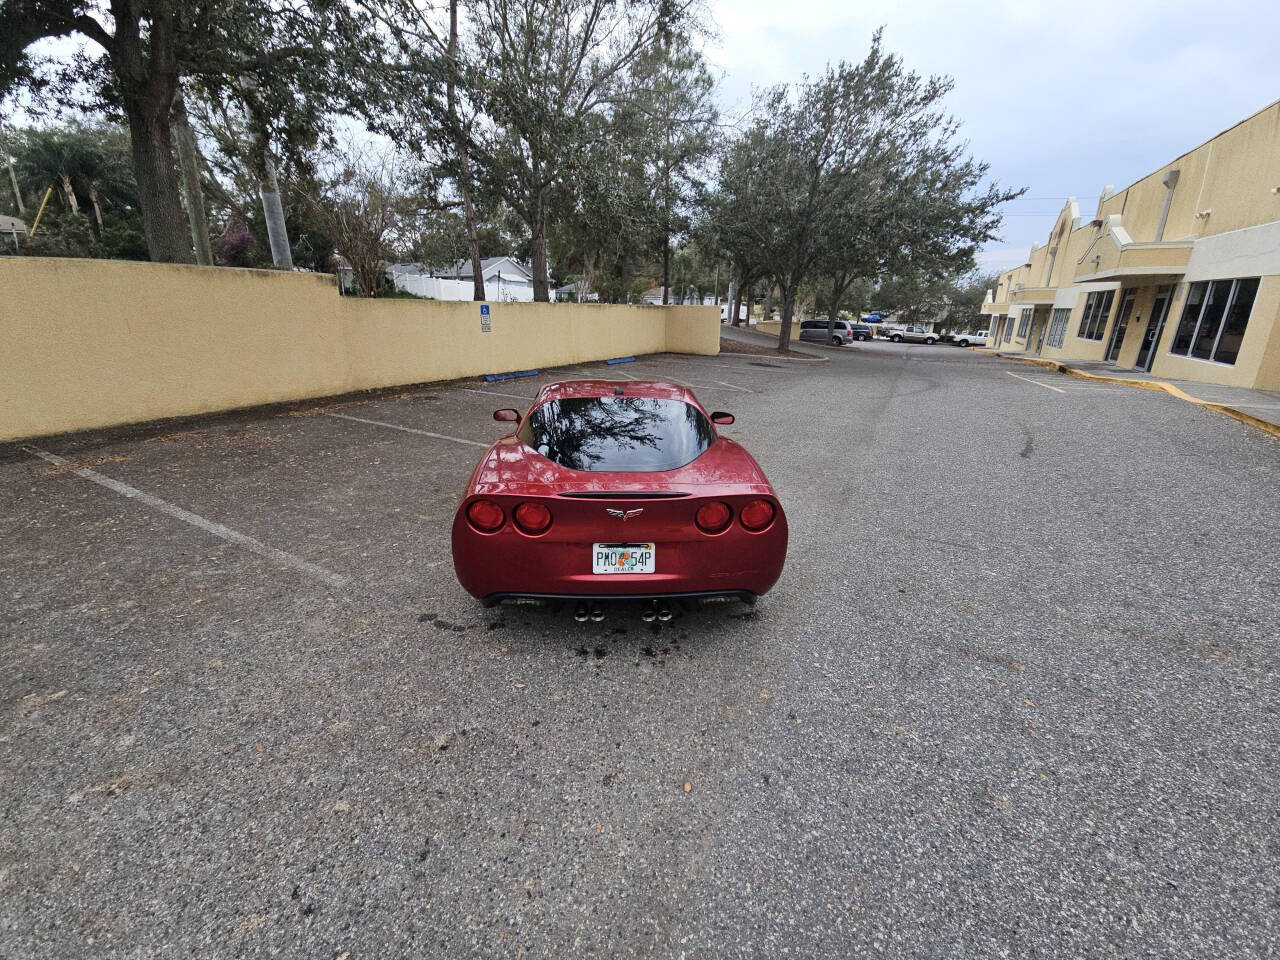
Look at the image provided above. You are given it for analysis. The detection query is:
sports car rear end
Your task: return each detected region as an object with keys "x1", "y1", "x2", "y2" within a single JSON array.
[{"x1": 450, "y1": 383, "x2": 788, "y2": 606}]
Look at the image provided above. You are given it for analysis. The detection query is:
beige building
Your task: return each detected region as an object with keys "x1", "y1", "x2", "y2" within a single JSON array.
[{"x1": 982, "y1": 100, "x2": 1280, "y2": 391}]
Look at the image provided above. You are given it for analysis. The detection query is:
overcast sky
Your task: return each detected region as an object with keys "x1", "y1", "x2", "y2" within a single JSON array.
[{"x1": 703, "y1": 0, "x2": 1280, "y2": 274}]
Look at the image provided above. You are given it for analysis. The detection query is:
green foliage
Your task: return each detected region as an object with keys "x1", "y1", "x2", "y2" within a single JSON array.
[
  {"x1": 876, "y1": 269, "x2": 1000, "y2": 330},
  {"x1": 2, "y1": 2, "x2": 1015, "y2": 307},
  {"x1": 708, "y1": 30, "x2": 1021, "y2": 347},
  {"x1": 1, "y1": 0, "x2": 391, "y2": 261},
  {"x1": 458, "y1": 0, "x2": 701, "y2": 299},
  {"x1": 5, "y1": 119, "x2": 148, "y2": 259},
  {"x1": 547, "y1": 33, "x2": 717, "y2": 302}
]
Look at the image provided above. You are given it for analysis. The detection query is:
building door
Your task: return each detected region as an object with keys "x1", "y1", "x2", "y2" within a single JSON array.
[
  {"x1": 1135, "y1": 285, "x2": 1174, "y2": 372},
  {"x1": 1033, "y1": 306, "x2": 1050, "y2": 355},
  {"x1": 1105, "y1": 290, "x2": 1136, "y2": 362}
]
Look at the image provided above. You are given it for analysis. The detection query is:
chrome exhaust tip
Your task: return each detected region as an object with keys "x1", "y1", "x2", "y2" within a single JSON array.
[
  {"x1": 589, "y1": 603, "x2": 605, "y2": 622},
  {"x1": 574, "y1": 602, "x2": 589, "y2": 623},
  {"x1": 641, "y1": 601, "x2": 657, "y2": 623},
  {"x1": 657, "y1": 605, "x2": 673, "y2": 622}
]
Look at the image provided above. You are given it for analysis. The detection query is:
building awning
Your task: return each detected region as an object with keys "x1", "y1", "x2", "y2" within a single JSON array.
[
  {"x1": 1074, "y1": 215, "x2": 1192, "y2": 284},
  {"x1": 979, "y1": 300, "x2": 1008, "y2": 316},
  {"x1": 1007, "y1": 286, "x2": 1056, "y2": 305}
]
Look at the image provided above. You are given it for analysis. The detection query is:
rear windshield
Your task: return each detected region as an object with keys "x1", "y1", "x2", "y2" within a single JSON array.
[{"x1": 518, "y1": 396, "x2": 715, "y2": 472}]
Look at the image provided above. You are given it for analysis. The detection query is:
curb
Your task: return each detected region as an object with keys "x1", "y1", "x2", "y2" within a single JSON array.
[
  {"x1": 985, "y1": 352, "x2": 1280, "y2": 439},
  {"x1": 718, "y1": 348, "x2": 829, "y2": 364},
  {"x1": 719, "y1": 329, "x2": 829, "y2": 363}
]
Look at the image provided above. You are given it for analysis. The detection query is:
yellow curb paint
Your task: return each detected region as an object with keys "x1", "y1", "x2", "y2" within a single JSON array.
[
  {"x1": 1058, "y1": 363, "x2": 1280, "y2": 439},
  {"x1": 1196, "y1": 402, "x2": 1280, "y2": 438},
  {"x1": 987, "y1": 351, "x2": 1278, "y2": 438}
]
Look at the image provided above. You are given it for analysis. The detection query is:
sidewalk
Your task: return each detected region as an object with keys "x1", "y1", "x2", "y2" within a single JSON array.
[
  {"x1": 719, "y1": 321, "x2": 828, "y2": 359},
  {"x1": 986, "y1": 349, "x2": 1280, "y2": 435}
]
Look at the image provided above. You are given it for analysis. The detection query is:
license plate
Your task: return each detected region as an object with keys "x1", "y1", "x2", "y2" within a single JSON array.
[{"x1": 592, "y1": 543, "x2": 656, "y2": 575}]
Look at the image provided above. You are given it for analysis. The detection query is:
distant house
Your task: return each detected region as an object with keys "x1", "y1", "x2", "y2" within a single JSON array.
[
  {"x1": 390, "y1": 256, "x2": 536, "y2": 302},
  {"x1": 1, "y1": 214, "x2": 27, "y2": 252},
  {"x1": 642, "y1": 286, "x2": 718, "y2": 306},
  {"x1": 554, "y1": 280, "x2": 599, "y2": 303}
]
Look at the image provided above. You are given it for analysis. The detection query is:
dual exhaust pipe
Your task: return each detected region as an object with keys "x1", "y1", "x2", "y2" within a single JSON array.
[{"x1": 573, "y1": 600, "x2": 673, "y2": 623}]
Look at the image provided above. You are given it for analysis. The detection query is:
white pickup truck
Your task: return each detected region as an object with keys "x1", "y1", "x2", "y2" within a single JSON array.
[
  {"x1": 883, "y1": 324, "x2": 939, "y2": 344},
  {"x1": 948, "y1": 330, "x2": 989, "y2": 347}
]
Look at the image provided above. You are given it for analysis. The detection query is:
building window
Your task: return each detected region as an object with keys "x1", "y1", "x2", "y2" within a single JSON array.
[
  {"x1": 1170, "y1": 278, "x2": 1259, "y2": 365},
  {"x1": 1016, "y1": 308, "x2": 1032, "y2": 338},
  {"x1": 1046, "y1": 308, "x2": 1071, "y2": 349},
  {"x1": 1076, "y1": 290, "x2": 1115, "y2": 341},
  {"x1": 1003, "y1": 316, "x2": 1013, "y2": 343}
]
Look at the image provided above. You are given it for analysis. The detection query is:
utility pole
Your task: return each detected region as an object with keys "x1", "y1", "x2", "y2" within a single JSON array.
[
  {"x1": 0, "y1": 118, "x2": 25, "y2": 216},
  {"x1": 240, "y1": 72, "x2": 293, "y2": 270}
]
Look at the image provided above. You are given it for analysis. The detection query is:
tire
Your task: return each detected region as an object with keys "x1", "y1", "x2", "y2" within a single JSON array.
[
  {"x1": 891, "y1": 334, "x2": 902, "y2": 343},
  {"x1": 925, "y1": 337, "x2": 936, "y2": 344},
  {"x1": 958, "y1": 339, "x2": 969, "y2": 348},
  {"x1": 831, "y1": 336, "x2": 842, "y2": 345},
  {"x1": 857, "y1": 333, "x2": 868, "y2": 341}
]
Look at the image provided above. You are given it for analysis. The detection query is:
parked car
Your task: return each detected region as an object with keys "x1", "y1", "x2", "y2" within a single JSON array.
[
  {"x1": 948, "y1": 330, "x2": 989, "y2": 347},
  {"x1": 797, "y1": 319, "x2": 872, "y2": 345},
  {"x1": 451, "y1": 380, "x2": 788, "y2": 620},
  {"x1": 886, "y1": 324, "x2": 939, "y2": 344}
]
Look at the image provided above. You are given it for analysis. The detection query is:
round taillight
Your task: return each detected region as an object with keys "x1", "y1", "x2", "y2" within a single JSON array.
[
  {"x1": 695, "y1": 500, "x2": 732, "y2": 534},
  {"x1": 514, "y1": 501, "x2": 552, "y2": 534},
  {"x1": 466, "y1": 499, "x2": 505, "y2": 532},
  {"x1": 739, "y1": 499, "x2": 776, "y2": 532}
]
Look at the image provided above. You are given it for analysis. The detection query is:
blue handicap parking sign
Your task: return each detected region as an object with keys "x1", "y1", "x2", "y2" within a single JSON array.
[{"x1": 480, "y1": 304, "x2": 490, "y2": 316}]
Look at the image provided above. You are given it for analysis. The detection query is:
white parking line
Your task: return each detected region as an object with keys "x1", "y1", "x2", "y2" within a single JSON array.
[
  {"x1": 1006, "y1": 371, "x2": 1065, "y2": 394},
  {"x1": 710, "y1": 379, "x2": 754, "y2": 394},
  {"x1": 323, "y1": 412, "x2": 489, "y2": 447},
  {"x1": 23, "y1": 446, "x2": 348, "y2": 589},
  {"x1": 454, "y1": 386, "x2": 538, "y2": 402}
]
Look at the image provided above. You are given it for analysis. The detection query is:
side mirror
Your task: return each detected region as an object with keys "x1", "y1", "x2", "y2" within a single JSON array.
[
  {"x1": 710, "y1": 411, "x2": 734, "y2": 425},
  {"x1": 493, "y1": 408, "x2": 520, "y2": 423}
]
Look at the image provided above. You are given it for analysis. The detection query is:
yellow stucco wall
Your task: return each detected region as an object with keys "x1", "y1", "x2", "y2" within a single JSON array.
[
  {"x1": 1149, "y1": 276, "x2": 1280, "y2": 389},
  {"x1": 1095, "y1": 102, "x2": 1280, "y2": 243},
  {"x1": 992, "y1": 102, "x2": 1280, "y2": 388},
  {"x1": 0, "y1": 257, "x2": 720, "y2": 442},
  {"x1": 1253, "y1": 296, "x2": 1280, "y2": 392}
]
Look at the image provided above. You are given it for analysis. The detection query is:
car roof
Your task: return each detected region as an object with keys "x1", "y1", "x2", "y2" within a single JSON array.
[{"x1": 535, "y1": 379, "x2": 699, "y2": 406}]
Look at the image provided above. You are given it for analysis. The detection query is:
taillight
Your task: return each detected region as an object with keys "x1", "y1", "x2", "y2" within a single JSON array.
[
  {"x1": 739, "y1": 499, "x2": 776, "y2": 531},
  {"x1": 466, "y1": 499, "x2": 505, "y2": 532},
  {"x1": 695, "y1": 500, "x2": 732, "y2": 534},
  {"x1": 514, "y1": 501, "x2": 552, "y2": 535}
]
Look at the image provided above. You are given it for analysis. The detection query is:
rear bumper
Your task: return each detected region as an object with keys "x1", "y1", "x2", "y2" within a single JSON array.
[
  {"x1": 451, "y1": 508, "x2": 788, "y2": 602},
  {"x1": 481, "y1": 590, "x2": 756, "y2": 608}
]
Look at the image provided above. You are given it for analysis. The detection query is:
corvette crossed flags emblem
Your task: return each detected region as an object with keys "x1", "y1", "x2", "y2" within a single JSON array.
[{"x1": 606, "y1": 508, "x2": 644, "y2": 520}]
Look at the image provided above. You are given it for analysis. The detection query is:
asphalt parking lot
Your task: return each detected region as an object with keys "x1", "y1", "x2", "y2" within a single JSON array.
[{"x1": 3, "y1": 340, "x2": 1277, "y2": 958}]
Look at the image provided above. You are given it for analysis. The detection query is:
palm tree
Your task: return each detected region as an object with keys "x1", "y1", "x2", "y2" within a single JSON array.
[
  {"x1": 68, "y1": 125, "x2": 134, "y2": 233},
  {"x1": 16, "y1": 127, "x2": 81, "y2": 216}
]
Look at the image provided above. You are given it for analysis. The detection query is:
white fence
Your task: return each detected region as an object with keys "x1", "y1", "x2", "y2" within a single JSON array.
[{"x1": 392, "y1": 272, "x2": 534, "y2": 302}]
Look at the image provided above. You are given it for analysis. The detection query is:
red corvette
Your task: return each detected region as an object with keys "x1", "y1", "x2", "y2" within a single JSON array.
[{"x1": 451, "y1": 379, "x2": 788, "y2": 618}]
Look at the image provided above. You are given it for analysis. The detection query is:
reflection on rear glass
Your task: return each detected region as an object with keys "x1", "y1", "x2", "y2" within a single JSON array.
[{"x1": 517, "y1": 397, "x2": 716, "y2": 472}]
